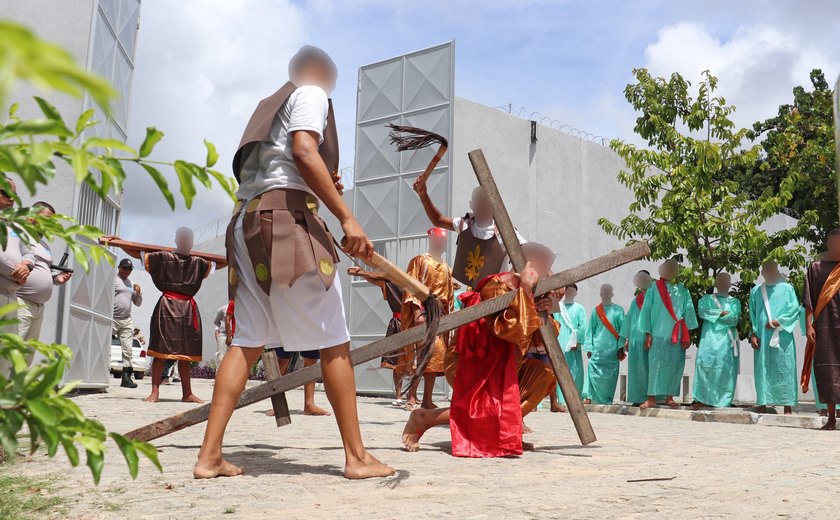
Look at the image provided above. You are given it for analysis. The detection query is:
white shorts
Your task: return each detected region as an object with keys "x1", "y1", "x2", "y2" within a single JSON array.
[{"x1": 230, "y1": 212, "x2": 350, "y2": 351}]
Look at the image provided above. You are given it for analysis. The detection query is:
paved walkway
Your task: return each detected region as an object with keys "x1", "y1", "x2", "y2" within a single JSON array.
[{"x1": 6, "y1": 379, "x2": 837, "y2": 519}]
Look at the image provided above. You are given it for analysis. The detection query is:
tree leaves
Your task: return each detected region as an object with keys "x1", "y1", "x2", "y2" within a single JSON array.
[{"x1": 138, "y1": 127, "x2": 164, "y2": 158}]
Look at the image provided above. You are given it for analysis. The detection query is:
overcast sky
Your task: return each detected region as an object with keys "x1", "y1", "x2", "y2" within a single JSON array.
[{"x1": 121, "y1": 0, "x2": 840, "y2": 248}]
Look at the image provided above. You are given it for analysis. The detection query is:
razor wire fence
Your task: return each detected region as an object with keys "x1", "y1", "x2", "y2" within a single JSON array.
[{"x1": 493, "y1": 104, "x2": 612, "y2": 147}]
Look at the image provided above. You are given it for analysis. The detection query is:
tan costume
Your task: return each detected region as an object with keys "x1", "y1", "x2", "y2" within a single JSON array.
[{"x1": 397, "y1": 254, "x2": 454, "y2": 375}]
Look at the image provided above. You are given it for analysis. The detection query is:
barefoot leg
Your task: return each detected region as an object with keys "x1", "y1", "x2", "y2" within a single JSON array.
[
  {"x1": 665, "y1": 395, "x2": 680, "y2": 409},
  {"x1": 302, "y1": 357, "x2": 330, "y2": 416},
  {"x1": 402, "y1": 407, "x2": 450, "y2": 452},
  {"x1": 822, "y1": 403, "x2": 837, "y2": 430},
  {"x1": 420, "y1": 373, "x2": 437, "y2": 409},
  {"x1": 783, "y1": 405, "x2": 792, "y2": 415},
  {"x1": 639, "y1": 396, "x2": 656, "y2": 409},
  {"x1": 195, "y1": 346, "x2": 263, "y2": 479},
  {"x1": 690, "y1": 401, "x2": 704, "y2": 411},
  {"x1": 144, "y1": 358, "x2": 164, "y2": 402},
  {"x1": 179, "y1": 360, "x2": 204, "y2": 403},
  {"x1": 320, "y1": 343, "x2": 395, "y2": 479},
  {"x1": 549, "y1": 384, "x2": 566, "y2": 412}
]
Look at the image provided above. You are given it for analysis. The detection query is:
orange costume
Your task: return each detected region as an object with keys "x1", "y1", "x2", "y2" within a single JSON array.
[
  {"x1": 398, "y1": 253, "x2": 454, "y2": 374},
  {"x1": 450, "y1": 273, "x2": 557, "y2": 457}
]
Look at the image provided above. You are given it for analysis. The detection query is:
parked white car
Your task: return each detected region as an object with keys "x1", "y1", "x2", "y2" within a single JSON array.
[{"x1": 110, "y1": 335, "x2": 147, "y2": 379}]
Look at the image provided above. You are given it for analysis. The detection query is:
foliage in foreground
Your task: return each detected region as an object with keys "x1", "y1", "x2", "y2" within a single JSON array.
[{"x1": 0, "y1": 21, "x2": 236, "y2": 482}]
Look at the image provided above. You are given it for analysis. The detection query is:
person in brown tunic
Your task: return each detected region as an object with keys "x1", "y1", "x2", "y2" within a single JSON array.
[
  {"x1": 804, "y1": 229, "x2": 840, "y2": 430},
  {"x1": 144, "y1": 227, "x2": 212, "y2": 404}
]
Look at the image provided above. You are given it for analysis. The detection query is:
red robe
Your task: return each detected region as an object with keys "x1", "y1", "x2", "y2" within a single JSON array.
[{"x1": 450, "y1": 274, "x2": 542, "y2": 458}]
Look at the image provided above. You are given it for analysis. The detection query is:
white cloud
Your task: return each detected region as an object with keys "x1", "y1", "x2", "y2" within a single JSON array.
[{"x1": 643, "y1": 21, "x2": 839, "y2": 131}]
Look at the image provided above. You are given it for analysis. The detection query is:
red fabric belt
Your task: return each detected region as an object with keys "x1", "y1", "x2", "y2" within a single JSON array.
[
  {"x1": 635, "y1": 290, "x2": 645, "y2": 310},
  {"x1": 655, "y1": 279, "x2": 689, "y2": 345},
  {"x1": 163, "y1": 291, "x2": 199, "y2": 331},
  {"x1": 393, "y1": 312, "x2": 401, "y2": 319}
]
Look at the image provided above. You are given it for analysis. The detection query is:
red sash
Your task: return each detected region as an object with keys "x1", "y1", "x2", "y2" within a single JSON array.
[
  {"x1": 164, "y1": 291, "x2": 199, "y2": 331},
  {"x1": 596, "y1": 304, "x2": 620, "y2": 340},
  {"x1": 656, "y1": 279, "x2": 689, "y2": 346},
  {"x1": 450, "y1": 277, "x2": 523, "y2": 458},
  {"x1": 635, "y1": 290, "x2": 645, "y2": 309}
]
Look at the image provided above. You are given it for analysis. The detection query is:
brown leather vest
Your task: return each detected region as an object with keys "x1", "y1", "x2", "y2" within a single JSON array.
[
  {"x1": 232, "y1": 81, "x2": 339, "y2": 181},
  {"x1": 451, "y1": 214, "x2": 506, "y2": 290}
]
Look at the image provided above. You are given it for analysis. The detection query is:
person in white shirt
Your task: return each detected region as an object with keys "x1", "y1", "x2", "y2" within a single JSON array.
[
  {"x1": 14, "y1": 202, "x2": 72, "y2": 342},
  {"x1": 113, "y1": 258, "x2": 143, "y2": 388},
  {"x1": 0, "y1": 179, "x2": 31, "y2": 376}
]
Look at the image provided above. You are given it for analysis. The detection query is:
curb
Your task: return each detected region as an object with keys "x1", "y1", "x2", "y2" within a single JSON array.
[{"x1": 584, "y1": 404, "x2": 827, "y2": 429}]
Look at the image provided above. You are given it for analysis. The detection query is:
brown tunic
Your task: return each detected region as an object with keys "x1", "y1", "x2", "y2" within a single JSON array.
[
  {"x1": 380, "y1": 281, "x2": 404, "y2": 369},
  {"x1": 804, "y1": 260, "x2": 840, "y2": 403},
  {"x1": 451, "y1": 215, "x2": 506, "y2": 289},
  {"x1": 146, "y1": 252, "x2": 211, "y2": 362}
]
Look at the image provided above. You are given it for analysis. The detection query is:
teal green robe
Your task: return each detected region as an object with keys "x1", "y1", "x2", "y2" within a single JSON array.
[
  {"x1": 638, "y1": 281, "x2": 699, "y2": 397},
  {"x1": 620, "y1": 294, "x2": 650, "y2": 404},
  {"x1": 582, "y1": 304, "x2": 624, "y2": 404},
  {"x1": 553, "y1": 302, "x2": 588, "y2": 404},
  {"x1": 749, "y1": 282, "x2": 800, "y2": 407},
  {"x1": 692, "y1": 294, "x2": 741, "y2": 407}
]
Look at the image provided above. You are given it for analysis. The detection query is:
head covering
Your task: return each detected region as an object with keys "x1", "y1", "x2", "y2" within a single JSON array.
[
  {"x1": 118, "y1": 258, "x2": 134, "y2": 270},
  {"x1": 427, "y1": 227, "x2": 448, "y2": 238}
]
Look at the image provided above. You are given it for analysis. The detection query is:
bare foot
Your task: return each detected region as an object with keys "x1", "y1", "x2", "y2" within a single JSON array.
[
  {"x1": 143, "y1": 394, "x2": 159, "y2": 403},
  {"x1": 783, "y1": 406, "x2": 792, "y2": 415},
  {"x1": 551, "y1": 404, "x2": 567, "y2": 413},
  {"x1": 182, "y1": 394, "x2": 205, "y2": 404},
  {"x1": 522, "y1": 422, "x2": 533, "y2": 434},
  {"x1": 754, "y1": 405, "x2": 768, "y2": 414},
  {"x1": 639, "y1": 399, "x2": 656, "y2": 410},
  {"x1": 266, "y1": 410, "x2": 275, "y2": 417},
  {"x1": 820, "y1": 420, "x2": 837, "y2": 431},
  {"x1": 402, "y1": 409, "x2": 431, "y2": 452},
  {"x1": 582, "y1": 399, "x2": 591, "y2": 405},
  {"x1": 665, "y1": 399, "x2": 680, "y2": 409},
  {"x1": 421, "y1": 402, "x2": 438, "y2": 410},
  {"x1": 344, "y1": 451, "x2": 395, "y2": 479},
  {"x1": 522, "y1": 441, "x2": 535, "y2": 451},
  {"x1": 193, "y1": 457, "x2": 244, "y2": 479},
  {"x1": 303, "y1": 404, "x2": 331, "y2": 416},
  {"x1": 690, "y1": 402, "x2": 703, "y2": 411},
  {"x1": 819, "y1": 410, "x2": 828, "y2": 417}
]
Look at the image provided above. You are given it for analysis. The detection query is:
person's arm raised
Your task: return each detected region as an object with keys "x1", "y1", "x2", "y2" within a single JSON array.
[
  {"x1": 412, "y1": 177, "x2": 455, "y2": 230},
  {"x1": 292, "y1": 130, "x2": 372, "y2": 258}
]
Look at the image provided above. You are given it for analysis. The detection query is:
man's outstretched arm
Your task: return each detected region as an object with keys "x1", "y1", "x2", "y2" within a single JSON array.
[{"x1": 413, "y1": 177, "x2": 455, "y2": 231}]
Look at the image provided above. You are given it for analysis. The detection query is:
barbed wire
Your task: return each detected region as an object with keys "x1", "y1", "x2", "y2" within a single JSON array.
[{"x1": 492, "y1": 104, "x2": 612, "y2": 147}]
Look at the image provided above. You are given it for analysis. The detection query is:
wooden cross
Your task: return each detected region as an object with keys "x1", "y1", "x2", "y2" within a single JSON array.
[
  {"x1": 125, "y1": 241, "x2": 648, "y2": 442},
  {"x1": 468, "y1": 149, "x2": 595, "y2": 445}
]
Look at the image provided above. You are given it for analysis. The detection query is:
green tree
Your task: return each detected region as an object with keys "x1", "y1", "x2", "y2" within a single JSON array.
[
  {"x1": 599, "y1": 69, "x2": 813, "y2": 335},
  {"x1": 726, "y1": 69, "x2": 834, "y2": 252},
  {"x1": 0, "y1": 21, "x2": 236, "y2": 483}
]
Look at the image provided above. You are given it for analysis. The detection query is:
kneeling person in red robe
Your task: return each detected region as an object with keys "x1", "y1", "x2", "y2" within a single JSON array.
[{"x1": 401, "y1": 243, "x2": 559, "y2": 456}]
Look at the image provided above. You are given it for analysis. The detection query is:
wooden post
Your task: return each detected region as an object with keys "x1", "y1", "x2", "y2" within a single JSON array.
[
  {"x1": 124, "y1": 241, "x2": 648, "y2": 443},
  {"x1": 261, "y1": 349, "x2": 291, "y2": 427},
  {"x1": 468, "y1": 148, "x2": 597, "y2": 446}
]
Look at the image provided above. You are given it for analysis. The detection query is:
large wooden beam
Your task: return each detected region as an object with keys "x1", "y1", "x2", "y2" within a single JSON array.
[
  {"x1": 468, "y1": 148, "x2": 596, "y2": 446},
  {"x1": 124, "y1": 241, "x2": 649, "y2": 443},
  {"x1": 261, "y1": 349, "x2": 291, "y2": 427}
]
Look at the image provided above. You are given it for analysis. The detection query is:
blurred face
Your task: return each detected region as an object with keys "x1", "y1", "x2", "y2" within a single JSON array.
[
  {"x1": 633, "y1": 271, "x2": 652, "y2": 290},
  {"x1": 470, "y1": 188, "x2": 493, "y2": 221},
  {"x1": 660, "y1": 261, "x2": 678, "y2": 281},
  {"x1": 564, "y1": 286, "x2": 577, "y2": 301},
  {"x1": 297, "y1": 61, "x2": 337, "y2": 93},
  {"x1": 0, "y1": 180, "x2": 16, "y2": 210},
  {"x1": 762, "y1": 262, "x2": 781, "y2": 283},
  {"x1": 715, "y1": 273, "x2": 731, "y2": 293},
  {"x1": 118, "y1": 266, "x2": 132, "y2": 280},
  {"x1": 600, "y1": 284, "x2": 614, "y2": 302},
  {"x1": 524, "y1": 249, "x2": 554, "y2": 278},
  {"x1": 828, "y1": 234, "x2": 840, "y2": 258},
  {"x1": 428, "y1": 234, "x2": 446, "y2": 256},
  {"x1": 175, "y1": 228, "x2": 194, "y2": 252}
]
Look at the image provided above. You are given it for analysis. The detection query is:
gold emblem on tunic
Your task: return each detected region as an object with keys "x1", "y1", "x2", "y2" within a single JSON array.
[
  {"x1": 255, "y1": 263, "x2": 269, "y2": 282},
  {"x1": 319, "y1": 258, "x2": 334, "y2": 275},
  {"x1": 246, "y1": 199, "x2": 261, "y2": 213},
  {"x1": 305, "y1": 195, "x2": 318, "y2": 212}
]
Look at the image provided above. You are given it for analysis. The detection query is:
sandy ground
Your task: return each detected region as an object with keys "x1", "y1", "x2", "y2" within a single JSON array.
[{"x1": 5, "y1": 378, "x2": 838, "y2": 520}]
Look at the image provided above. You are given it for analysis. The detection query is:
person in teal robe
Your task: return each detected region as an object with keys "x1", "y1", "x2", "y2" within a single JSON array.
[
  {"x1": 749, "y1": 260, "x2": 800, "y2": 414},
  {"x1": 692, "y1": 273, "x2": 741, "y2": 409},
  {"x1": 553, "y1": 283, "x2": 588, "y2": 410},
  {"x1": 638, "y1": 259, "x2": 698, "y2": 409},
  {"x1": 582, "y1": 284, "x2": 625, "y2": 405},
  {"x1": 620, "y1": 270, "x2": 654, "y2": 405}
]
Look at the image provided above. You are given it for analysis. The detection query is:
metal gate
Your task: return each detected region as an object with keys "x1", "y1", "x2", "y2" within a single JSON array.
[
  {"x1": 350, "y1": 42, "x2": 455, "y2": 395},
  {"x1": 62, "y1": 0, "x2": 140, "y2": 387}
]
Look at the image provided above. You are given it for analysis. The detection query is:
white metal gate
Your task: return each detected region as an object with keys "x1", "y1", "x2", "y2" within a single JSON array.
[{"x1": 350, "y1": 42, "x2": 455, "y2": 395}]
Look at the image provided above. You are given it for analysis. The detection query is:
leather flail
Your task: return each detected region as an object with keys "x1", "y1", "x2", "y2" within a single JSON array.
[
  {"x1": 226, "y1": 189, "x2": 339, "y2": 300},
  {"x1": 232, "y1": 82, "x2": 339, "y2": 181}
]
